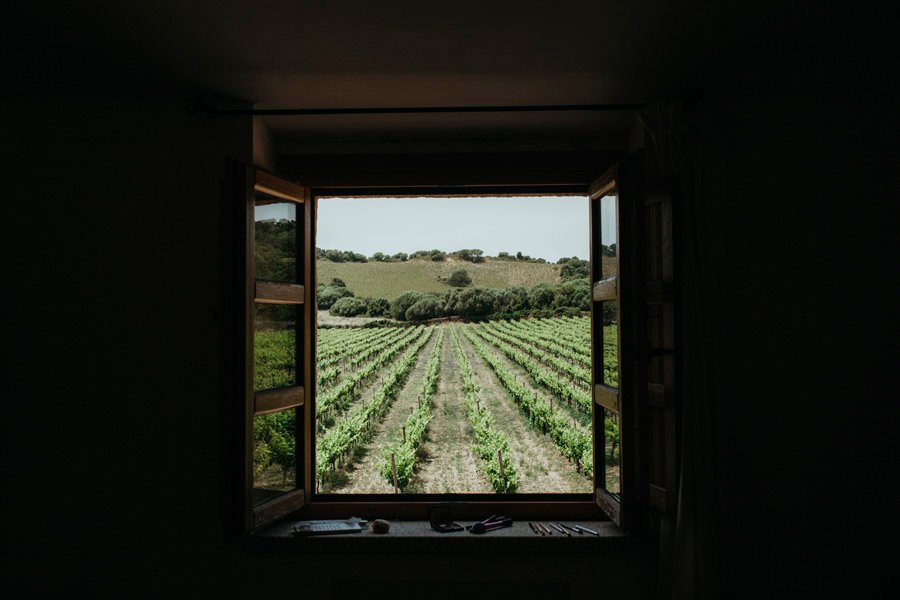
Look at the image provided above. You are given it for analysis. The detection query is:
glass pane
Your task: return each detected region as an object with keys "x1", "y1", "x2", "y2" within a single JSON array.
[
  {"x1": 254, "y1": 195, "x2": 297, "y2": 283},
  {"x1": 254, "y1": 304, "x2": 297, "y2": 392},
  {"x1": 600, "y1": 192, "x2": 617, "y2": 279},
  {"x1": 604, "y1": 412, "x2": 621, "y2": 493},
  {"x1": 253, "y1": 410, "x2": 297, "y2": 504},
  {"x1": 601, "y1": 301, "x2": 619, "y2": 388}
]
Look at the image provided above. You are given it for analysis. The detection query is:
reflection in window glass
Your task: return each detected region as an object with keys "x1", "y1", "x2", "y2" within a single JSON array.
[
  {"x1": 255, "y1": 196, "x2": 297, "y2": 283},
  {"x1": 253, "y1": 411, "x2": 296, "y2": 504},
  {"x1": 601, "y1": 301, "x2": 619, "y2": 388},
  {"x1": 600, "y1": 192, "x2": 617, "y2": 279},
  {"x1": 254, "y1": 304, "x2": 296, "y2": 392},
  {"x1": 604, "y1": 412, "x2": 621, "y2": 493}
]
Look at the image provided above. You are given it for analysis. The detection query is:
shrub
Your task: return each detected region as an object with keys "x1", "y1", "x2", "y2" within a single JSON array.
[
  {"x1": 329, "y1": 277, "x2": 346, "y2": 287},
  {"x1": 364, "y1": 297, "x2": 391, "y2": 318},
  {"x1": 528, "y1": 283, "x2": 556, "y2": 309},
  {"x1": 553, "y1": 278, "x2": 591, "y2": 311},
  {"x1": 317, "y1": 285, "x2": 354, "y2": 309},
  {"x1": 494, "y1": 286, "x2": 529, "y2": 312},
  {"x1": 330, "y1": 297, "x2": 367, "y2": 317},
  {"x1": 447, "y1": 268, "x2": 472, "y2": 287},
  {"x1": 405, "y1": 296, "x2": 443, "y2": 321},
  {"x1": 454, "y1": 287, "x2": 497, "y2": 318},
  {"x1": 391, "y1": 291, "x2": 427, "y2": 320}
]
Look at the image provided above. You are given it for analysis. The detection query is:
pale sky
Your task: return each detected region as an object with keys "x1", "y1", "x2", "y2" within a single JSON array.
[{"x1": 257, "y1": 195, "x2": 617, "y2": 263}]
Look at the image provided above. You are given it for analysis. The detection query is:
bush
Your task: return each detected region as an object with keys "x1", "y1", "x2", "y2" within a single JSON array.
[
  {"x1": 494, "y1": 286, "x2": 530, "y2": 313},
  {"x1": 390, "y1": 291, "x2": 427, "y2": 320},
  {"x1": 447, "y1": 268, "x2": 472, "y2": 287},
  {"x1": 364, "y1": 297, "x2": 391, "y2": 318},
  {"x1": 528, "y1": 283, "x2": 556, "y2": 309},
  {"x1": 330, "y1": 297, "x2": 368, "y2": 317},
  {"x1": 329, "y1": 277, "x2": 346, "y2": 287},
  {"x1": 405, "y1": 296, "x2": 443, "y2": 321},
  {"x1": 559, "y1": 257, "x2": 589, "y2": 280},
  {"x1": 454, "y1": 287, "x2": 497, "y2": 318},
  {"x1": 553, "y1": 278, "x2": 591, "y2": 311},
  {"x1": 317, "y1": 285, "x2": 354, "y2": 309}
]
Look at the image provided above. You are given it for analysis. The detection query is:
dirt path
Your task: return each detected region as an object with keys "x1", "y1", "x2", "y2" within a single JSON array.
[
  {"x1": 411, "y1": 326, "x2": 491, "y2": 493},
  {"x1": 459, "y1": 327, "x2": 592, "y2": 493},
  {"x1": 326, "y1": 332, "x2": 438, "y2": 493}
]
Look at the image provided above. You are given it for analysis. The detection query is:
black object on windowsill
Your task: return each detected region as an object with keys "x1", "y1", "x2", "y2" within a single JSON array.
[
  {"x1": 467, "y1": 515, "x2": 513, "y2": 534},
  {"x1": 428, "y1": 504, "x2": 464, "y2": 533}
]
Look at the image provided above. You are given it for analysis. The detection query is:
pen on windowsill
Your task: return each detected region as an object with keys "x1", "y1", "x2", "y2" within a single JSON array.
[
  {"x1": 560, "y1": 523, "x2": 581, "y2": 534},
  {"x1": 549, "y1": 523, "x2": 566, "y2": 535},
  {"x1": 574, "y1": 525, "x2": 599, "y2": 536},
  {"x1": 553, "y1": 523, "x2": 571, "y2": 536},
  {"x1": 528, "y1": 522, "x2": 538, "y2": 534}
]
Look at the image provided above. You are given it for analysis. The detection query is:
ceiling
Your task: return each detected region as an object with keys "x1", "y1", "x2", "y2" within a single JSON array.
[{"x1": 11, "y1": 0, "x2": 803, "y2": 149}]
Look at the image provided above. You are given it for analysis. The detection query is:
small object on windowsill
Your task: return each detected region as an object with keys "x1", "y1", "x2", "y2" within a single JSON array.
[
  {"x1": 372, "y1": 519, "x2": 391, "y2": 534},
  {"x1": 540, "y1": 522, "x2": 553, "y2": 535},
  {"x1": 560, "y1": 523, "x2": 582, "y2": 534},
  {"x1": 467, "y1": 515, "x2": 513, "y2": 534},
  {"x1": 552, "y1": 523, "x2": 571, "y2": 536},
  {"x1": 292, "y1": 520, "x2": 364, "y2": 536},
  {"x1": 574, "y1": 524, "x2": 599, "y2": 536},
  {"x1": 528, "y1": 522, "x2": 538, "y2": 534}
]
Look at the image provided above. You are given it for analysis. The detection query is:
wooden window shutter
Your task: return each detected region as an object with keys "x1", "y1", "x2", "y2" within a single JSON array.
[
  {"x1": 589, "y1": 152, "x2": 642, "y2": 530},
  {"x1": 642, "y1": 175, "x2": 678, "y2": 513},
  {"x1": 241, "y1": 165, "x2": 313, "y2": 531}
]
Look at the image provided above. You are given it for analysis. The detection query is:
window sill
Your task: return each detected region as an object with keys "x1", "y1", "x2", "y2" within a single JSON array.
[{"x1": 246, "y1": 519, "x2": 630, "y2": 554}]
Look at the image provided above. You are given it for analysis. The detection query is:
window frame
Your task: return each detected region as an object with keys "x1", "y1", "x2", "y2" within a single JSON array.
[{"x1": 230, "y1": 159, "x2": 651, "y2": 532}]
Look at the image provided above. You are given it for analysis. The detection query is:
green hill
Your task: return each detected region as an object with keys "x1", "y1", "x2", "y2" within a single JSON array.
[{"x1": 317, "y1": 257, "x2": 563, "y2": 301}]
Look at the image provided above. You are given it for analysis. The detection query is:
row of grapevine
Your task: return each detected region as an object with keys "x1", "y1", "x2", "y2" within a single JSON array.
[
  {"x1": 451, "y1": 327, "x2": 518, "y2": 493},
  {"x1": 315, "y1": 327, "x2": 434, "y2": 485},
  {"x1": 316, "y1": 326, "x2": 425, "y2": 422},
  {"x1": 377, "y1": 329, "x2": 445, "y2": 489},
  {"x1": 472, "y1": 326, "x2": 592, "y2": 417},
  {"x1": 499, "y1": 319, "x2": 592, "y2": 368},
  {"x1": 480, "y1": 322, "x2": 591, "y2": 387},
  {"x1": 462, "y1": 328, "x2": 593, "y2": 476},
  {"x1": 317, "y1": 326, "x2": 406, "y2": 371}
]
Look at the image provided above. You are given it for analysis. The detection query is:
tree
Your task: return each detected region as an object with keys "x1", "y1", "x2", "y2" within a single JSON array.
[
  {"x1": 390, "y1": 291, "x2": 427, "y2": 320},
  {"x1": 330, "y1": 296, "x2": 367, "y2": 317},
  {"x1": 405, "y1": 296, "x2": 443, "y2": 321},
  {"x1": 371, "y1": 252, "x2": 385, "y2": 261},
  {"x1": 317, "y1": 285, "x2": 353, "y2": 309},
  {"x1": 528, "y1": 283, "x2": 556, "y2": 309},
  {"x1": 329, "y1": 277, "x2": 346, "y2": 287},
  {"x1": 390, "y1": 252, "x2": 408, "y2": 262},
  {"x1": 447, "y1": 268, "x2": 472, "y2": 287},
  {"x1": 454, "y1": 287, "x2": 497, "y2": 317},
  {"x1": 363, "y1": 297, "x2": 390, "y2": 317},
  {"x1": 560, "y1": 257, "x2": 589, "y2": 280},
  {"x1": 553, "y1": 278, "x2": 590, "y2": 311},
  {"x1": 494, "y1": 286, "x2": 530, "y2": 313}
]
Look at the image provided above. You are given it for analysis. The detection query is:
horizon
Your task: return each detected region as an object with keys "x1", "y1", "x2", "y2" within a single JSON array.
[{"x1": 257, "y1": 195, "x2": 615, "y2": 263}]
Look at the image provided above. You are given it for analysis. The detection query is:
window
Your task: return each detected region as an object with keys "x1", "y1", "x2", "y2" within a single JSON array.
[{"x1": 231, "y1": 155, "x2": 675, "y2": 532}]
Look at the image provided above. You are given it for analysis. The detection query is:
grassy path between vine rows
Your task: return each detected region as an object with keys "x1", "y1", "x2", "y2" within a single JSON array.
[
  {"x1": 411, "y1": 326, "x2": 491, "y2": 493},
  {"x1": 324, "y1": 331, "x2": 438, "y2": 493},
  {"x1": 457, "y1": 326, "x2": 592, "y2": 493}
]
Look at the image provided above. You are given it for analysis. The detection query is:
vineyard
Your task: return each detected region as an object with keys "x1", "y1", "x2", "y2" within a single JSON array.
[{"x1": 253, "y1": 315, "x2": 619, "y2": 495}]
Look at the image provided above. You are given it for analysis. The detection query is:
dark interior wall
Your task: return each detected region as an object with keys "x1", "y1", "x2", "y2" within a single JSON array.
[
  {"x1": 681, "y1": 39, "x2": 895, "y2": 596},
  {"x1": 6, "y1": 6, "x2": 895, "y2": 597}
]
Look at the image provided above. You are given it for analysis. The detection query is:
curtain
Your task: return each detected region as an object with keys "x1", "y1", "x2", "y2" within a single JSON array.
[{"x1": 639, "y1": 100, "x2": 720, "y2": 599}]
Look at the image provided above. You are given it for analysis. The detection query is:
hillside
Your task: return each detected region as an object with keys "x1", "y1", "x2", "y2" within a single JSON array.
[{"x1": 317, "y1": 257, "x2": 562, "y2": 301}]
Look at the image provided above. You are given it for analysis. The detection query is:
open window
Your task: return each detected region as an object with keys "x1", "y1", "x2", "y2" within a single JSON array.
[{"x1": 231, "y1": 154, "x2": 675, "y2": 532}]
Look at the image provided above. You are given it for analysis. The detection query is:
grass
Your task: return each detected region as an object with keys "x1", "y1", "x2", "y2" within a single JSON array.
[{"x1": 317, "y1": 257, "x2": 562, "y2": 301}]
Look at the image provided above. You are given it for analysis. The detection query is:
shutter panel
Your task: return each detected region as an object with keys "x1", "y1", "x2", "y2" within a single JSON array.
[
  {"x1": 589, "y1": 152, "x2": 642, "y2": 530},
  {"x1": 643, "y1": 176, "x2": 678, "y2": 513},
  {"x1": 242, "y1": 165, "x2": 313, "y2": 531}
]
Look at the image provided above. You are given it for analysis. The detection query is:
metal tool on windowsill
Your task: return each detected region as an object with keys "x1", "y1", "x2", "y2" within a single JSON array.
[{"x1": 467, "y1": 514, "x2": 513, "y2": 534}]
